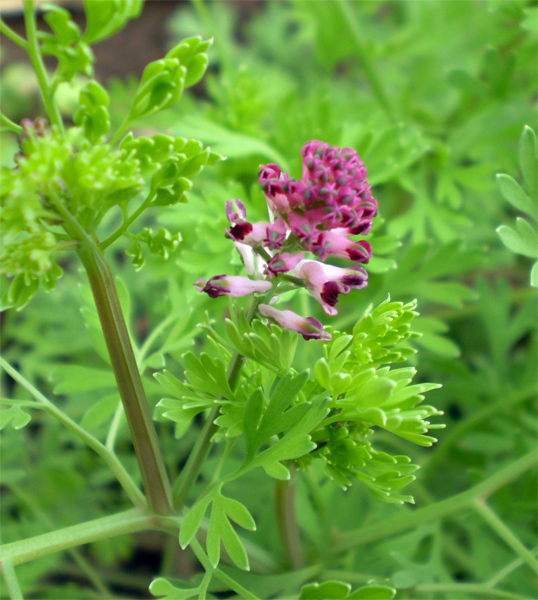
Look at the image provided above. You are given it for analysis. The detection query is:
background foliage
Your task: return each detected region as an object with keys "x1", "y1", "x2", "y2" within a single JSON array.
[{"x1": 1, "y1": 1, "x2": 536, "y2": 599}]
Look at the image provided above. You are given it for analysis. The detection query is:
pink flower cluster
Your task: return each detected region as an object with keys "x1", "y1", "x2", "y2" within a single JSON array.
[{"x1": 195, "y1": 141, "x2": 377, "y2": 340}]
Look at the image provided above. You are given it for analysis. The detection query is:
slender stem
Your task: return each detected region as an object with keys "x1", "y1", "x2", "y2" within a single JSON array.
[
  {"x1": 189, "y1": 538, "x2": 259, "y2": 600},
  {"x1": 275, "y1": 462, "x2": 305, "y2": 569},
  {"x1": 77, "y1": 242, "x2": 173, "y2": 514},
  {"x1": 105, "y1": 400, "x2": 124, "y2": 451},
  {"x1": 335, "y1": 0, "x2": 395, "y2": 121},
  {"x1": 413, "y1": 583, "x2": 527, "y2": 600},
  {"x1": 0, "y1": 17, "x2": 29, "y2": 49},
  {"x1": 0, "y1": 560, "x2": 24, "y2": 600},
  {"x1": 198, "y1": 570, "x2": 213, "y2": 600},
  {"x1": 0, "y1": 509, "x2": 156, "y2": 567},
  {"x1": 0, "y1": 114, "x2": 22, "y2": 135},
  {"x1": 173, "y1": 297, "x2": 263, "y2": 508},
  {"x1": 0, "y1": 357, "x2": 146, "y2": 508},
  {"x1": 332, "y1": 451, "x2": 537, "y2": 552},
  {"x1": 99, "y1": 192, "x2": 155, "y2": 250},
  {"x1": 22, "y1": 0, "x2": 64, "y2": 134},
  {"x1": 474, "y1": 499, "x2": 538, "y2": 575},
  {"x1": 487, "y1": 546, "x2": 538, "y2": 588},
  {"x1": 109, "y1": 115, "x2": 132, "y2": 148}
]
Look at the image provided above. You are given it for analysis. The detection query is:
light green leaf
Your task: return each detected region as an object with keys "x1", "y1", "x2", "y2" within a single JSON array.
[
  {"x1": 262, "y1": 461, "x2": 290, "y2": 480},
  {"x1": 83, "y1": 0, "x2": 143, "y2": 45},
  {"x1": 348, "y1": 585, "x2": 396, "y2": 599},
  {"x1": 0, "y1": 405, "x2": 32, "y2": 430},
  {"x1": 149, "y1": 577, "x2": 198, "y2": 600},
  {"x1": 51, "y1": 365, "x2": 116, "y2": 394},
  {"x1": 219, "y1": 496, "x2": 256, "y2": 531},
  {"x1": 299, "y1": 581, "x2": 351, "y2": 599},
  {"x1": 497, "y1": 220, "x2": 537, "y2": 259},
  {"x1": 496, "y1": 173, "x2": 536, "y2": 219},
  {"x1": 519, "y1": 125, "x2": 537, "y2": 198},
  {"x1": 179, "y1": 492, "x2": 215, "y2": 549},
  {"x1": 81, "y1": 394, "x2": 119, "y2": 429}
]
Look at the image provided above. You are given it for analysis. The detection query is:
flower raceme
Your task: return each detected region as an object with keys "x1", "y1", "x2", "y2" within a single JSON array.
[{"x1": 196, "y1": 141, "x2": 378, "y2": 339}]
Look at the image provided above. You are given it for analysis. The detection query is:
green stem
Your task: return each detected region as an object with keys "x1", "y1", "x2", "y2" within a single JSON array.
[
  {"x1": 99, "y1": 191, "x2": 155, "y2": 250},
  {"x1": 190, "y1": 538, "x2": 259, "y2": 600},
  {"x1": 173, "y1": 296, "x2": 263, "y2": 508},
  {"x1": 0, "y1": 17, "x2": 29, "y2": 50},
  {"x1": 0, "y1": 113, "x2": 22, "y2": 135},
  {"x1": 0, "y1": 560, "x2": 24, "y2": 600},
  {"x1": 487, "y1": 546, "x2": 538, "y2": 588},
  {"x1": 198, "y1": 570, "x2": 213, "y2": 600},
  {"x1": 275, "y1": 462, "x2": 305, "y2": 569},
  {"x1": 335, "y1": 0, "x2": 395, "y2": 121},
  {"x1": 0, "y1": 509, "x2": 158, "y2": 567},
  {"x1": 332, "y1": 451, "x2": 537, "y2": 552},
  {"x1": 0, "y1": 357, "x2": 146, "y2": 508},
  {"x1": 105, "y1": 400, "x2": 124, "y2": 451},
  {"x1": 109, "y1": 115, "x2": 132, "y2": 148},
  {"x1": 474, "y1": 499, "x2": 538, "y2": 575},
  {"x1": 23, "y1": 0, "x2": 64, "y2": 134},
  {"x1": 77, "y1": 242, "x2": 173, "y2": 514},
  {"x1": 413, "y1": 583, "x2": 527, "y2": 600}
]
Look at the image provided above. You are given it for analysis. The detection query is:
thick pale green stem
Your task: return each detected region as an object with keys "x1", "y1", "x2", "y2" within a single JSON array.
[
  {"x1": 0, "y1": 509, "x2": 167, "y2": 567},
  {"x1": 23, "y1": 0, "x2": 64, "y2": 134},
  {"x1": 77, "y1": 243, "x2": 173, "y2": 514}
]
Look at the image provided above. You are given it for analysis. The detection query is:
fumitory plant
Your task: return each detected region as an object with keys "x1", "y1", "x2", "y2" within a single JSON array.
[{"x1": 1, "y1": 1, "x2": 536, "y2": 599}]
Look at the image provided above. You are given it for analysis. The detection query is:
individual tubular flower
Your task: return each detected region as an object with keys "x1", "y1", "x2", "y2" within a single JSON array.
[
  {"x1": 195, "y1": 275, "x2": 271, "y2": 298},
  {"x1": 298, "y1": 261, "x2": 368, "y2": 315},
  {"x1": 224, "y1": 198, "x2": 270, "y2": 246},
  {"x1": 259, "y1": 304, "x2": 331, "y2": 341},
  {"x1": 265, "y1": 252, "x2": 304, "y2": 278},
  {"x1": 310, "y1": 230, "x2": 372, "y2": 263}
]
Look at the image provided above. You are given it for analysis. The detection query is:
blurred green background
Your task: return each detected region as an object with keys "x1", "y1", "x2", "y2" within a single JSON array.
[{"x1": 1, "y1": 1, "x2": 536, "y2": 598}]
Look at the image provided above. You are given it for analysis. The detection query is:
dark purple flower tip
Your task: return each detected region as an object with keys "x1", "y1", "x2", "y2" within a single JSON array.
[
  {"x1": 226, "y1": 221, "x2": 253, "y2": 241},
  {"x1": 265, "y1": 251, "x2": 304, "y2": 278},
  {"x1": 302, "y1": 317, "x2": 327, "y2": 340},
  {"x1": 196, "y1": 275, "x2": 272, "y2": 298},
  {"x1": 259, "y1": 304, "x2": 331, "y2": 341},
  {"x1": 347, "y1": 241, "x2": 372, "y2": 263},
  {"x1": 195, "y1": 274, "x2": 229, "y2": 298},
  {"x1": 348, "y1": 220, "x2": 373, "y2": 236},
  {"x1": 320, "y1": 281, "x2": 343, "y2": 308}
]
